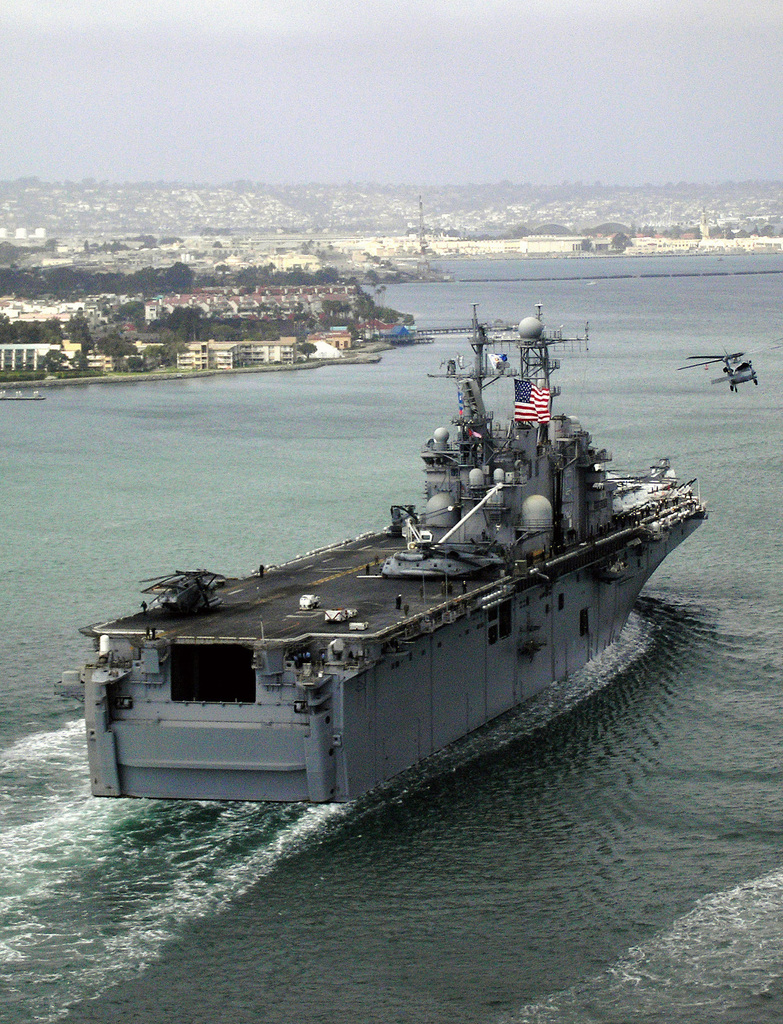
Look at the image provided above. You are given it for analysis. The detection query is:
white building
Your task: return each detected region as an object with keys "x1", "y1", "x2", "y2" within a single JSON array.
[
  {"x1": 425, "y1": 235, "x2": 588, "y2": 257},
  {"x1": 235, "y1": 338, "x2": 296, "y2": 365},
  {"x1": 176, "y1": 337, "x2": 297, "y2": 371},
  {"x1": 177, "y1": 342, "x2": 212, "y2": 371},
  {"x1": 0, "y1": 343, "x2": 60, "y2": 371}
]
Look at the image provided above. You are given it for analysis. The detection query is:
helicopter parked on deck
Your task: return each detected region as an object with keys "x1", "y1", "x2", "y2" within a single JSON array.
[{"x1": 140, "y1": 569, "x2": 225, "y2": 615}]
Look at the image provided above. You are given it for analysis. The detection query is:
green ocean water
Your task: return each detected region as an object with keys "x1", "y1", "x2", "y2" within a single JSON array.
[{"x1": 1, "y1": 253, "x2": 782, "y2": 1023}]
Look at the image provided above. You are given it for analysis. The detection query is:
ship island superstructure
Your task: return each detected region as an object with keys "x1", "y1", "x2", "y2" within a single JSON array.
[{"x1": 67, "y1": 307, "x2": 707, "y2": 803}]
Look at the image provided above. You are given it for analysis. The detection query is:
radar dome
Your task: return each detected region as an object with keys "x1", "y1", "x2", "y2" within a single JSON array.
[
  {"x1": 425, "y1": 491, "x2": 458, "y2": 528},
  {"x1": 518, "y1": 316, "x2": 544, "y2": 340},
  {"x1": 432, "y1": 426, "x2": 450, "y2": 451},
  {"x1": 522, "y1": 494, "x2": 553, "y2": 532}
]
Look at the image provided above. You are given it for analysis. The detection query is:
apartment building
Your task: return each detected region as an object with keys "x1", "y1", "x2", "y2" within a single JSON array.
[
  {"x1": 235, "y1": 338, "x2": 297, "y2": 365},
  {"x1": 0, "y1": 343, "x2": 60, "y2": 370},
  {"x1": 177, "y1": 337, "x2": 297, "y2": 371}
]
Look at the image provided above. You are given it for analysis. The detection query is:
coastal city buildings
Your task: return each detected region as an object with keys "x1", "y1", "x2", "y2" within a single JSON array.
[
  {"x1": 0, "y1": 285, "x2": 360, "y2": 332},
  {"x1": 3, "y1": 180, "x2": 783, "y2": 240},
  {"x1": 143, "y1": 285, "x2": 358, "y2": 323},
  {"x1": 4, "y1": 224, "x2": 783, "y2": 288},
  {"x1": 3, "y1": 181, "x2": 783, "y2": 381},
  {"x1": 3, "y1": 181, "x2": 783, "y2": 280},
  {"x1": 0, "y1": 330, "x2": 333, "y2": 374}
]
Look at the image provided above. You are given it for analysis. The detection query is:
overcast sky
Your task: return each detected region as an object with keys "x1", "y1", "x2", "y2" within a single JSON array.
[{"x1": 2, "y1": 0, "x2": 782, "y2": 186}]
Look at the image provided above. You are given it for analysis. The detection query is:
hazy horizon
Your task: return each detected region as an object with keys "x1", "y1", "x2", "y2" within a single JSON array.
[
  {"x1": 3, "y1": 177, "x2": 783, "y2": 189},
  {"x1": 3, "y1": 0, "x2": 782, "y2": 186}
]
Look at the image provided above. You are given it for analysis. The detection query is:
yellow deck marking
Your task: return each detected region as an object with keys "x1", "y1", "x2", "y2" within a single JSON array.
[
  {"x1": 310, "y1": 564, "x2": 364, "y2": 586},
  {"x1": 250, "y1": 562, "x2": 362, "y2": 608}
]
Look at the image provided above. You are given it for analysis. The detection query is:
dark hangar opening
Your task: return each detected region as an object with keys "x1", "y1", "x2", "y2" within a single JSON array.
[{"x1": 171, "y1": 644, "x2": 256, "y2": 703}]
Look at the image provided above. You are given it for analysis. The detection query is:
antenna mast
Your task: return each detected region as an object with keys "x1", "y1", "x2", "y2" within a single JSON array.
[
  {"x1": 518, "y1": 304, "x2": 562, "y2": 398},
  {"x1": 418, "y1": 194, "x2": 430, "y2": 277}
]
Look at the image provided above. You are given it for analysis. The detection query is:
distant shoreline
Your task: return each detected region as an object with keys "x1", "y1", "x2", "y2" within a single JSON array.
[
  {"x1": 447, "y1": 265, "x2": 783, "y2": 284},
  {"x1": 2, "y1": 347, "x2": 389, "y2": 391}
]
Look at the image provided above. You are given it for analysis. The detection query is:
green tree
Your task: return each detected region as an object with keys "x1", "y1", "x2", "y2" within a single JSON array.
[
  {"x1": 165, "y1": 306, "x2": 202, "y2": 340},
  {"x1": 142, "y1": 344, "x2": 165, "y2": 369},
  {"x1": 116, "y1": 300, "x2": 146, "y2": 328},
  {"x1": 15, "y1": 321, "x2": 44, "y2": 344},
  {"x1": 159, "y1": 262, "x2": 194, "y2": 292},
  {"x1": 322, "y1": 299, "x2": 352, "y2": 321},
  {"x1": 0, "y1": 314, "x2": 16, "y2": 344},
  {"x1": 40, "y1": 318, "x2": 63, "y2": 345},
  {"x1": 158, "y1": 330, "x2": 188, "y2": 367},
  {"x1": 97, "y1": 332, "x2": 136, "y2": 359},
  {"x1": 71, "y1": 350, "x2": 89, "y2": 371},
  {"x1": 42, "y1": 349, "x2": 67, "y2": 372},
  {"x1": 67, "y1": 313, "x2": 93, "y2": 352}
]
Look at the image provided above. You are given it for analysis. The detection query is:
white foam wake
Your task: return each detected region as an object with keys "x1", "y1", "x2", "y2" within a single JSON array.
[
  {"x1": 53, "y1": 801, "x2": 347, "y2": 1018},
  {"x1": 0, "y1": 720, "x2": 348, "y2": 1021},
  {"x1": 511, "y1": 867, "x2": 783, "y2": 1022}
]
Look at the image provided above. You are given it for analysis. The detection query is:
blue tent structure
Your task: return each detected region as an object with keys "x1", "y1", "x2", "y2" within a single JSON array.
[{"x1": 385, "y1": 325, "x2": 413, "y2": 344}]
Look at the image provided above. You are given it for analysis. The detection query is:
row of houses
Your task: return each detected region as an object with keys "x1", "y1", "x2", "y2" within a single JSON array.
[
  {"x1": 175, "y1": 329, "x2": 353, "y2": 370},
  {"x1": 0, "y1": 337, "x2": 307, "y2": 374},
  {"x1": 0, "y1": 283, "x2": 360, "y2": 332},
  {"x1": 144, "y1": 284, "x2": 359, "y2": 322},
  {"x1": 1, "y1": 326, "x2": 355, "y2": 374},
  {"x1": 0, "y1": 296, "x2": 108, "y2": 326}
]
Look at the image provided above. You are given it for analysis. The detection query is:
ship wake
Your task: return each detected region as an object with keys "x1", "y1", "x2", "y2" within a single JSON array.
[
  {"x1": 0, "y1": 721, "x2": 347, "y2": 1022},
  {"x1": 509, "y1": 866, "x2": 783, "y2": 1024}
]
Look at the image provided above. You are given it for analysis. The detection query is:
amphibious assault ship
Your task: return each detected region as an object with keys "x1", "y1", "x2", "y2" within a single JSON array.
[{"x1": 66, "y1": 307, "x2": 707, "y2": 803}]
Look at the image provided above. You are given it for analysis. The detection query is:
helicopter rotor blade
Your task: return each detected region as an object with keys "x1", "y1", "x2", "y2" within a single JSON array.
[
  {"x1": 678, "y1": 360, "x2": 721, "y2": 370},
  {"x1": 679, "y1": 350, "x2": 745, "y2": 371}
]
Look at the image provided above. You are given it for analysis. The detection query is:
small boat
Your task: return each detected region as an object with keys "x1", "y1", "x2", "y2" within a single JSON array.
[{"x1": 0, "y1": 390, "x2": 46, "y2": 401}]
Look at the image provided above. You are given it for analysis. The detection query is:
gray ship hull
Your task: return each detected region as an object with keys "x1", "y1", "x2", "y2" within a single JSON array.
[
  {"x1": 72, "y1": 307, "x2": 707, "y2": 804},
  {"x1": 82, "y1": 511, "x2": 703, "y2": 803}
]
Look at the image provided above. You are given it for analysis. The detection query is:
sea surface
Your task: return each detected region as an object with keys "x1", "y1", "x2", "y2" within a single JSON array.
[{"x1": 1, "y1": 253, "x2": 782, "y2": 1023}]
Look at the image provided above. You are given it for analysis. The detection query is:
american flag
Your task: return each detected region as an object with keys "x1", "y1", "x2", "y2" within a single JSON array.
[{"x1": 514, "y1": 378, "x2": 551, "y2": 423}]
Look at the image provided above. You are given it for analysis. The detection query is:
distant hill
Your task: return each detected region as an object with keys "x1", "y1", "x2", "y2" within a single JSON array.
[
  {"x1": 1, "y1": 180, "x2": 782, "y2": 237},
  {"x1": 583, "y1": 222, "x2": 632, "y2": 236},
  {"x1": 532, "y1": 223, "x2": 574, "y2": 235}
]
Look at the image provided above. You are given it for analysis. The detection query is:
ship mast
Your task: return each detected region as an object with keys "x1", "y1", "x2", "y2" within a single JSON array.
[
  {"x1": 426, "y1": 305, "x2": 588, "y2": 428},
  {"x1": 470, "y1": 303, "x2": 488, "y2": 380},
  {"x1": 517, "y1": 303, "x2": 562, "y2": 402}
]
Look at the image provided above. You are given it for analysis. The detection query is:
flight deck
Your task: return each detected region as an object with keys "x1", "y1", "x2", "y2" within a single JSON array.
[{"x1": 83, "y1": 530, "x2": 494, "y2": 648}]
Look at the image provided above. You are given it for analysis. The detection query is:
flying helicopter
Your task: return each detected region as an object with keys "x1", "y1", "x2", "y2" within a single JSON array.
[{"x1": 678, "y1": 351, "x2": 758, "y2": 391}]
